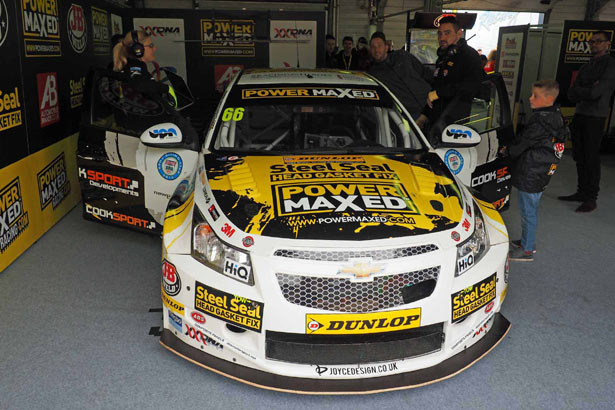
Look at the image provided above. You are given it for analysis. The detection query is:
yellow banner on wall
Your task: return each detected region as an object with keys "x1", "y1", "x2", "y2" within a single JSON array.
[{"x1": 0, "y1": 134, "x2": 80, "y2": 272}]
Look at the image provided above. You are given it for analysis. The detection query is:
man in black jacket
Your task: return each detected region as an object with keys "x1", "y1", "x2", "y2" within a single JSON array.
[
  {"x1": 558, "y1": 31, "x2": 615, "y2": 212},
  {"x1": 367, "y1": 31, "x2": 432, "y2": 120},
  {"x1": 508, "y1": 80, "x2": 569, "y2": 261},
  {"x1": 417, "y1": 16, "x2": 484, "y2": 133}
]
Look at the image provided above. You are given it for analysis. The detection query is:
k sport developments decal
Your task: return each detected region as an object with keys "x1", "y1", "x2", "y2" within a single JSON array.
[
  {"x1": 206, "y1": 154, "x2": 464, "y2": 240},
  {"x1": 451, "y1": 273, "x2": 496, "y2": 323}
]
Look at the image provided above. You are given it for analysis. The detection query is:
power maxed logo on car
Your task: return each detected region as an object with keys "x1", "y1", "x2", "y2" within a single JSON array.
[
  {"x1": 194, "y1": 282, "x2": 263, "y2": 332},
  {"x1": 241, "y1": 87, "x2": 379, "y2": 100},
  {"x1": 451, "y1": 273, "x2": 496, "y2": 323},
  {"x1": 0, "y1": 178, "x2": 29, "y2": 253},
  {"x1": 306, "y1": 309, "x2": 421, "y2": 335}
]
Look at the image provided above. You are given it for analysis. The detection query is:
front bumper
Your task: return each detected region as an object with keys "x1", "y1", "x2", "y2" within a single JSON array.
[
  {"x1": 160, "y1": 234, "x2": 510, "y2": 392},
  {"x1": 160, "y1": 313, "x2": 510, "y2": 394}
]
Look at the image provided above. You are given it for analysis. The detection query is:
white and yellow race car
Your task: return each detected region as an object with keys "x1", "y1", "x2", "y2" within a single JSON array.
[{"x1": 78, "y1": 68, "x2": 510, "y2": 394}]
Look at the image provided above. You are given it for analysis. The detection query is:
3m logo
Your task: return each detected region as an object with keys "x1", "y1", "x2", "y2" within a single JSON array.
[
  {"x1": 221, "y1": 223, "x2": 235, "y2": 238},
  {"x1": 0, "y1": 178, "x2": 29, "y2": 253},
  {"x1": 37, "y1": 72, "x2": 60, "y2": 127}
]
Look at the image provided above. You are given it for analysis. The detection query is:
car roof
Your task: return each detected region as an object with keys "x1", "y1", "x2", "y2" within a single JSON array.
[{"x1": 238, "y1": 69, "x2": 379, "y2": 86}]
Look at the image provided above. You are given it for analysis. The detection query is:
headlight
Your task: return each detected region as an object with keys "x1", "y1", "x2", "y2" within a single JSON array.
[
  {"x1": 455, "y1": 201, "x2": 489, "y2": 276},
  {"x1": 191, "y1": 207, "x2": 254, "y2": 285}
]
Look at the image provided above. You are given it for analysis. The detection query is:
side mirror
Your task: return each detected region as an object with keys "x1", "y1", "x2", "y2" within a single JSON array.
[
  {"x1": 140, "y1": 122, "x2": 184, "y2": 146},
  {"x1": 440, "y1": 125, "x2": 481, "y2": 147}
]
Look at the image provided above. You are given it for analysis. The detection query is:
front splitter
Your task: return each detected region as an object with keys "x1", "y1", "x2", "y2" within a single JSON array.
[{"x1": 160, "y1": 313, "x2": 511, "y2": 395}]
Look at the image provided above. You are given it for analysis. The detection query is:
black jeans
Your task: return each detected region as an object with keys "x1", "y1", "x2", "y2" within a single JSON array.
[{"x1": 571, "y1": 114, "x2": 606, "y2": 201}]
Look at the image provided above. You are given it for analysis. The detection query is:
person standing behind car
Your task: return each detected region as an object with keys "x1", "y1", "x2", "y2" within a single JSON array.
[
  {"x1": 356, "y1": 37, "x2": 371, "y2": 71},
  {"x1": 558, "y1": 31, "x2": 615, "y2": 213},
  {"x1": 323, "y1": 34, "x2": 339, "y2": 69},
  {"x1": 337, "y1": 36, "x2": 359, "y2": 70},
  {"x1": 368, "y1": 31, "x2": 432, "y2": 120},
  {"x1": 506, "y1": 80, "x2": 569, "y2": 262},
  {"x1": 416, "y1": 15, "x2": 484, "y2": 129}
]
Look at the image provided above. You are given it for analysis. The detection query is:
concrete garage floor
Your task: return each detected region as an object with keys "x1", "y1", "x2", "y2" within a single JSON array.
[{"x1": 1, "y1": 153, "x2": 614, "y2": 410}]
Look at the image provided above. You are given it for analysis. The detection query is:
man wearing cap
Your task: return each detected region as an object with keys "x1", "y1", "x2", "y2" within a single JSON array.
[
  {"x1": 417, "y1": 15, "x2": 484, "y2": 131},
  {"x1": 368, "y1": 31, "x2": 432, "y2": 120}
]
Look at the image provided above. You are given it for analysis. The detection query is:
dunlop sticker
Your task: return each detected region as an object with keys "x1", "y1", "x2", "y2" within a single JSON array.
[
  {"x1": 451, "y1": 273, "x2": 496, "y2": 323},
  {"x1": 37, "y1": 153, "x2": 70, "y2": 210},
  {"x1": 306, "y1": 308, "x2": 421, "y2": 335},
  {"x1": 162, "y1": 285, "x2": 185, "y2": 316},
  {"x1": 195, "y1": 282, "x2": 264, "y2": 332},
  {"x1": 241, "y1": 87, "x2": 379, "y2": 100},
  {"x1": 0, "y1": 178, "x2": 29, "y2": 253}
]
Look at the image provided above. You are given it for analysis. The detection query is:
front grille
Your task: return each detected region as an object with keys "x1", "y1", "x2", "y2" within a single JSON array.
[
  {"x1": 266, "y1": 323, "x2": 444, "y2": 365},
  {"x1": 276, "y1": 267, "x2": 440, "y2": 313},
  {"x1": 273, "y1": 245, "x2": 438, "y2": 262}
]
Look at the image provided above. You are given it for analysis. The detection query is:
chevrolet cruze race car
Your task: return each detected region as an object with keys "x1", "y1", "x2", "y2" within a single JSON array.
[{"x1": 78, "y1": 68, "x2": 510, "y2": 394}]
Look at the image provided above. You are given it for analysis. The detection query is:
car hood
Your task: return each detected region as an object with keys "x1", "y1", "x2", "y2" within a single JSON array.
[{"x1": 204, "y1": 153, "x2": 464, "y2": 240}]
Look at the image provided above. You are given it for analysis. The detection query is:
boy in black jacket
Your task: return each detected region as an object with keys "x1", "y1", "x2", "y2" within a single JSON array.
[{"x1": 507, "y1": 80, "x2": 569, "y2": 261}]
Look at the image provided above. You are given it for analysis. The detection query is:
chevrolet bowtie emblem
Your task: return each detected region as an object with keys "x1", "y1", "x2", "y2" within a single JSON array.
[{"x1": 339, "y1": 261, "x2": 383, "y2": 279}]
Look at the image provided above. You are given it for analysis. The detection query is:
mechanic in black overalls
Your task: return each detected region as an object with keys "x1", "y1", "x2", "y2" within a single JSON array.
[{"x1": 417, "y1": 15, "x2": 484, "y2": 137}]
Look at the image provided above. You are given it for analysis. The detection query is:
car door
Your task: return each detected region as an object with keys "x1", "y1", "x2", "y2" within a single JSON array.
[
  {"x1": 435, "y1": 73, "x2": 513, "y2": 211},
  {"x1": 77, "y1": 69, "x2": 200, "y2": 234}
]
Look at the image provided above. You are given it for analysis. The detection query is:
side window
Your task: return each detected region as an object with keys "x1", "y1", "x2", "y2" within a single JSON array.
[
  {"x1": 91, "y1": 75, "x2": 169, "y2": 136},
  {"x1": 456, "y1": 79, "x2": 506, "y2": 132}
]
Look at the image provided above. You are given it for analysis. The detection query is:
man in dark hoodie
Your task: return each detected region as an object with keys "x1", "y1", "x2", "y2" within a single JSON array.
[
  {"x1": 507, "y1": 80, "x2": 569, "y2": 262},
  {"x1": 558, "y1": 30, "x2": 615, "y2": 213},
  {"x1": 367, "y1": 31, "x2": 432, "y2": 120}
]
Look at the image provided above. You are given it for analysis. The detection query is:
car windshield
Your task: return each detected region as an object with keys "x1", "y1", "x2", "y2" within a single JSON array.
[{"x1": 209, "y1": 84, "x2": 426, "y2": 154}]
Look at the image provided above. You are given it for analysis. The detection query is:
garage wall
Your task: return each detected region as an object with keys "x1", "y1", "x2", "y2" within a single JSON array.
[
  {"x1": 336, "y1": 0, "x2": 422, "y2": 50},
  {"x1": 144, "y1": 0, "x2": 327, "y2": 11},
  {"x1": 597, "y1": 0, "x2": 615, "y2": 20}
]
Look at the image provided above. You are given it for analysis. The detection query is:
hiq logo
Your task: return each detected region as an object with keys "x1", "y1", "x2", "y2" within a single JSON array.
[
  {"x1": 223, "y1": 258, "x2": 250, "y2": 283},
  {"x1": 149, "y1": 128, "x2": 177, "y2": 138}
]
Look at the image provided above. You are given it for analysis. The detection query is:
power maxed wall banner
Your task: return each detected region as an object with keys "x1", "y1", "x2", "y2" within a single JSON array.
[
  {"x1": 555, "y1": 20, "x2": 615, "y2": 121},
  {"x1": 1, "y1": 0, "x2": 126, "y2": 272}
]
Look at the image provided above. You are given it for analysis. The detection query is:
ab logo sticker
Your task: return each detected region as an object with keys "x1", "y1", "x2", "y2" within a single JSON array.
[
  {"x1": 37, "y1": 72, "x2": 60, "y2": 127},
  {"x1": 67, "y1": 4, "x2": 87, "y2": 53}
]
